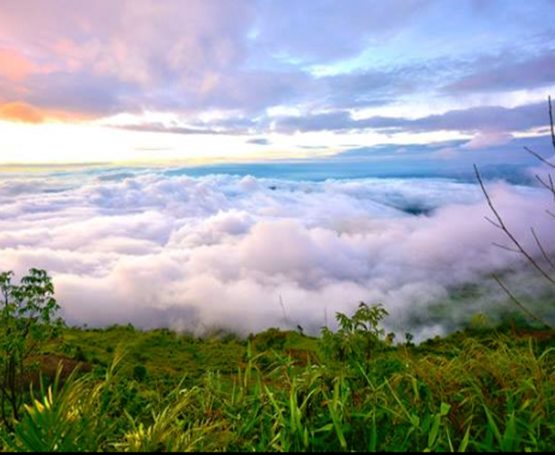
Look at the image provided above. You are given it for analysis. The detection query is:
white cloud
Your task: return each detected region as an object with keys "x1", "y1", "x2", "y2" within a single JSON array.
[{"x1": 0, "y1": 170, "x2": 553, "y2": 341}]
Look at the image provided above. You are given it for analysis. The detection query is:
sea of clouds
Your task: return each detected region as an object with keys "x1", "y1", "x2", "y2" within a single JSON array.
[{"x1": 1, "y1": 169, "x2": 553, "y2": 341}]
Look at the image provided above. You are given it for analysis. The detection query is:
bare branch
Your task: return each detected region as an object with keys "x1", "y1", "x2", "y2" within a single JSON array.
[
  {"x1": 474, "y1": 164, "x2": 507, "y2": 230},
  {"x1": 525, "y1": 146, "x2": 555, "y2": 169},
  {"x1": 534, "y1": 174, "x2": 555, "y2": 201},
  {"x1": 474, "y1": 164, "x2": 555, "y2": 286},
  {"x1": 484, "y1": 216, "x2": 502, "y2": 229},
  {"x1": 492, "y1": 242, "x2": 521, "y2": 253},
  {"x1": 550, "y1": 95, "x2": 555, "y2": 152},
  {"x1": 526, "y1": 96, "x2": 555, "y2": 169},
  {"x1": 492, "y1": 274, "x2": 550, "y2": 328},
  {"x1": 531, "y1": 227, "x2": 555, "y2": 270}
]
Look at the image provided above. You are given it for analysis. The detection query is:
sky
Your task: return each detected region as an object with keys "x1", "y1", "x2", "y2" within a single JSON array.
[
  {"x1": 1, "y1": 0, "x2": 555, "y2": 166},
  {"x1": 1, "y1": 1, "x2": 555, "y2": 339}
]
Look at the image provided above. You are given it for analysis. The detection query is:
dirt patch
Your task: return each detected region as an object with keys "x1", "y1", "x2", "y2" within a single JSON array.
[
  {"x1": 23, "y1": 354, "x2": 92, "y2": 387},
  {"x1": 285, "y1": 348, "x2": 318, "y2": 366}
]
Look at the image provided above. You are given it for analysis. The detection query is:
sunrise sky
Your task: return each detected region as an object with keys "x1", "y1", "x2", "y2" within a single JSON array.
[{"x1": 1, "y1": 0, "x2": 554, "y2": 165}]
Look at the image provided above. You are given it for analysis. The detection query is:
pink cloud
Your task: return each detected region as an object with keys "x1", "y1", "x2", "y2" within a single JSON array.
[
  {"x1": 0, "y1": 48, "x2": 37, "y2": 81},
  {"x1": 463, "y1": 131, "x2": 513, "y2": 150},
  {"x1": 0, "y1": 1, "x2": 251, "y2": 86},
  {"x1": 0, "y1": 102, "x2": 44, "y2": 122},
  {"x1": 0, "y1": 101, "x2": 92, "y2": 123}
]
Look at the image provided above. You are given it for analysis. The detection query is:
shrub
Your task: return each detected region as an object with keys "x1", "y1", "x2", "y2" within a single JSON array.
[{"x1": 320, "y1": 302, "x2": 388, "y2": 367}]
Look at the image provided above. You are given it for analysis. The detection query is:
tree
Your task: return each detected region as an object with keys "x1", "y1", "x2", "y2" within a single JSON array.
[
  {"x1": 0, "y1": 268, "x2": 63, "y2": 430},
  {"x1": 474, "y1": 96, "x2": 555, "y2": 327},
  {"x1": 320, "y1": 302, "x2": 388, "y2": 366}
]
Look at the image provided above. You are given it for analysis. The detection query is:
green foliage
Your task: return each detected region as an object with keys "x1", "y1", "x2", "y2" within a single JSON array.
[
  {"x1": 469, "y1": 312, "x2": 492, "y2": 331},
  {"x1": 320, "y1": 302, "x2": 389, "y2": 367},
  {"x1": 1, "y1": 350, "x2": 127, "y2": 452},
  {"x1": 0, "y1": 269, "x2": 63, "y2": 430},
  {"x1": 115, "y1": 387, "x2": 221, "y2": 452},
  {"x1": 132, "y1": 365, "x2": 148, "y2": 382},
  {"x1": 5, "y1": 370, "x2": 106, "y2": 451},
  {"x1": 249, "y1": 327, "x2": 288, "y2": 352}
]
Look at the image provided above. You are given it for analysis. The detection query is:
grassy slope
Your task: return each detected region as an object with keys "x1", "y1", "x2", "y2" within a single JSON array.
[{"x1": 0, "y1": 320, "x2": 546, "y2": 452}]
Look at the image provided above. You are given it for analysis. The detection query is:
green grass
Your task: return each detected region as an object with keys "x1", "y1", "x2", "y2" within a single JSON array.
[{"x1": 1, "y1": 319, "x2": 554, "y2": 452}]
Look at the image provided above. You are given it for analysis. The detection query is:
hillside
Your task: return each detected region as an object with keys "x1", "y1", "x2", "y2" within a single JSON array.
[{"x1": 1, "y1": 310, "x2": 554, "y2": 452}]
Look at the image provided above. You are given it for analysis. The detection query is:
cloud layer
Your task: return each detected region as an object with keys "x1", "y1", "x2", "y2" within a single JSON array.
[
  {"x1": 1, "y1": 170, "x2": 553, "y2": 340},
  {"x1": 0, "y1": 1, "x2": 554, "y2": 143}
]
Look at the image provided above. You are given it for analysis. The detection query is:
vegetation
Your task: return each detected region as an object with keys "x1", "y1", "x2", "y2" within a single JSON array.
[
  {"x1": 0, "y1": 269, "x2": 63, "y2": 430},
  {"x1": 0, "y1": 272, "x2": 553, "y2": 452}
]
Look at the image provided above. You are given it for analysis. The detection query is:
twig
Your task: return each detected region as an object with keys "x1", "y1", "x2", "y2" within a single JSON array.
[
  {"x1": 279, "y1": 294, "x2": 289, "y2": 325},
  {"x1": 534, "y1": 174, "x2": 555, "y2": 201},
  {"x1": 525, "y1": 147, "x2": 555, "y2": 169},
  {"x1": 474, "y1": 164, "x2": 555, "y2": 286},
  {"x1": 492, "y1": 242, "x2": 520, "y2": 254},
  {"x1": 492, "y1": 274, "x2": 549, "y2": 328},
  {"x1": 531, "y1": 227, "x2": 555, "y2": 270},
  {"x1": 485, "y1": 216, "x2": 502, "y2": 229},
  {"x1": 523, "y1": 96, "x2": 555, "y2": 169},
  {"x1": 550, "y1": 95, "x2": 555, "y2": 152}
]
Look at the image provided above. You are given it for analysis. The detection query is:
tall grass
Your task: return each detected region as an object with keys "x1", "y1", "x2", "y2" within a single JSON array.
[{"x1": 1, "y1": 324, "x2": 554, "y2": 452}]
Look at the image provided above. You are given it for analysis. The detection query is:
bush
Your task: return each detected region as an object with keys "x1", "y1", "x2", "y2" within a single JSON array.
[{"x1": 320, "y1": 302, "x2": 388, "y2": 367}]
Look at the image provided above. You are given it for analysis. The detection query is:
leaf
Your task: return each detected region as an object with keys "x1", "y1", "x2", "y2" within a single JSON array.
[{"x1": 458, "y1": 425, "x2": 471, "y2": 452}]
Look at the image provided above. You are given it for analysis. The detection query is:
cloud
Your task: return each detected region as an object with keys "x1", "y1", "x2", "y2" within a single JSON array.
[
  {"x1": 270, "y1": 101, "x2": 549, "y2": 135},
  {"x1": 463, "y1": 131, "x2": 513, "y2": 150},
  {"x1": 0, "y1": 0, "x2": 256, "y2": 115},
  {"x1": 247, "y1": 138, "x2": 270, "y2": 145},
  {"x1": 445, "y1": 52, "x2": 555, "y2": 94},
  {"x1": 404, "y1": 102, "x2": 550, "y2": 133},
  {"x1": 251, "y1": 0, "x2": 433, "y2": 63},
  {"x1": 0, "y1": 48, "x2": 39, "y2": 81},
  {"x1": 116, "y1": 123, "x2": 230, "y2": 136},
  {"x1": 433, "y1": 147, "x2": 459, "y2": 160},
  {"x1": 0, "y1": 102, "x2": 44, "y2": 123},
  {"x1": 0, "y1": 0, "x2": 552, "y2": 138},
  {"x1": 0, "y1": 170, "x2": 553, "y2": 341},
  {"x1": 318, "y1": 62, "x2": 442, "y2": 109},
  {"x1": 113, "y1": 115, "x2": 260, "y2": 136},
  {"x1": 0, "y1": 101, "x2": 86, "y2": 123},
  {"x1": 0, "y1": 1, "x2": 321, "y2": 118}
]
